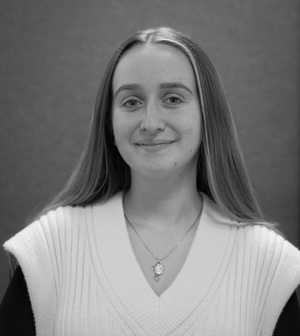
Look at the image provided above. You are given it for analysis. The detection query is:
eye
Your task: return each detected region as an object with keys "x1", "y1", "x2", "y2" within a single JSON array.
[
  {"x1": 122, "y1": 98, "x2": 142, "y2": 109},
  {"x1": 164, "y1": 95, "x2": 184, "y2": 105}
]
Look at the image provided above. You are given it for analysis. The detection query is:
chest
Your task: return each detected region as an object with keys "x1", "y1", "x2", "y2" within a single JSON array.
[
  {"x1": 52, "y1": 216, "x2": 268, "y2": 336},
  {"x1": 126, "y1": 223, "x2": 198, "y2": 297},
  {"x1": 53, "y1": 242, "x2": 261, "y2": 336}
]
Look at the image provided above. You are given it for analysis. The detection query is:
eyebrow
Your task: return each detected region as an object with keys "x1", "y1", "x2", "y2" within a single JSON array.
[{"x1": 113, "y1": 82, "x2": 193, "y2": 98}]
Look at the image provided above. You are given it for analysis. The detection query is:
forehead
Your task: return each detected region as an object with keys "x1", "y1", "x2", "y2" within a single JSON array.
[{"x1": 112, "y1": 43, "x2": 196, "y2": 93}]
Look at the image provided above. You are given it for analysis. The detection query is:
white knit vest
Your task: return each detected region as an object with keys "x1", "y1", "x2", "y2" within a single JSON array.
[{"x1": 3, "y1": 192, "x2": 300, "y2": 336}]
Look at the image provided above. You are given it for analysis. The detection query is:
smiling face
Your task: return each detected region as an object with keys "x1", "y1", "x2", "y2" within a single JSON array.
[{"x1": 112, "y1": 43, "x2": 202, "y2": 179}]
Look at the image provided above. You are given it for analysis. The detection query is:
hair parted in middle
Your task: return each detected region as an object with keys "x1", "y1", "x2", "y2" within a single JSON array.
[{"x1": 29, "y1": 26, "x2": 282, "y2": 235}]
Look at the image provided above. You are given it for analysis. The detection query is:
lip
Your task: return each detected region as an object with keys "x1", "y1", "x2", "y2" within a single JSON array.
[
  {"x1": 134, "y1": 141, "x2": 176, "y2": 152},
  {"x1": 134, "y1": 140, "x2": 175, "y2": 146}
]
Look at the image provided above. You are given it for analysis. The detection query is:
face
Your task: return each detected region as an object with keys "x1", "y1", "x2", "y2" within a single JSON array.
[{"x1": 112, "y1": 43, "x2": 201, "y2": 179}]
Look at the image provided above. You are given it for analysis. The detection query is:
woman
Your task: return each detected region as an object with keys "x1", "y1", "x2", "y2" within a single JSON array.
[{"x1": 1, "y1": 26, "x2": 300, "y2": 335}]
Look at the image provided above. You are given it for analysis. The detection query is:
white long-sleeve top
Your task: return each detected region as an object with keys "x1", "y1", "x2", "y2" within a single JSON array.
[{"x1": 3, "y1": 191, "x2": 300, "y2": 336}]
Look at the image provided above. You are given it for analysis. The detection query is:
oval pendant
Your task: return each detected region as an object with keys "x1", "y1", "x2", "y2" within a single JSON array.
[{"x1": 152, "y1": 261, "x2": 165, "y2": 281}]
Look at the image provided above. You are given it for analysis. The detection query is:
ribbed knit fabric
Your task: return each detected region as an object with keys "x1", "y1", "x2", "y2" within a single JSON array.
[{"x1": 3, "y1": 191, "x2": 300, "y2": 336}]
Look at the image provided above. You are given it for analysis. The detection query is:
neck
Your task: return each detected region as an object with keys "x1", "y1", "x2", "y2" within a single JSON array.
[{"x1": 123, "y1": 167, "x2": 203, "y2": 233}]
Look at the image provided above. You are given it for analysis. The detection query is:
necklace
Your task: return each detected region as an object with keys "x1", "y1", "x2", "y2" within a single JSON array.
[{"x1": 123, "y1": 196, "x2": 203, "y2": 282}]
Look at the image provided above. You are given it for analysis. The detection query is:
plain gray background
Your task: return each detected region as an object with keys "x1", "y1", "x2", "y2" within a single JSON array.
[{"x1": 0, "y1": 0, "x2": 299, "y2": 299}]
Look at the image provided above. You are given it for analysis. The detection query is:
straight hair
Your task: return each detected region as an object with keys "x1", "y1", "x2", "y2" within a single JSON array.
[{"x1": 26, "y1": 27, "x2": 283, "y2": 236}]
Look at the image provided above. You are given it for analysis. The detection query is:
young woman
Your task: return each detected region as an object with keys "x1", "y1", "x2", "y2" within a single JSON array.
[{"x1": 1, "y1": 26, "x2": 300, "y2": 336}]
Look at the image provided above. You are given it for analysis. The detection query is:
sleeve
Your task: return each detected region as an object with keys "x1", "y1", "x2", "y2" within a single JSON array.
[
  {"x1": 260, "y1": 236, "x2": 300, "y2": 335},
  {"x1": 2, "y1": 209, "x2": 61, "y2": 336},
  {"x1": 0, "y1": 266, "x2": 35, "y2": 336}
]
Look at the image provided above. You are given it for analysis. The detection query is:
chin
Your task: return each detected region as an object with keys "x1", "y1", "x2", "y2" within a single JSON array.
[{"x1": 133, "y1": 161, "x2": 185, "y2": 177}]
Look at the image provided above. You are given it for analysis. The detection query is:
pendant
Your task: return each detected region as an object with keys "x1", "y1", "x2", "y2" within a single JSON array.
[{"x1": 152, "y1": 261, "x2": 165, "y2": 281}]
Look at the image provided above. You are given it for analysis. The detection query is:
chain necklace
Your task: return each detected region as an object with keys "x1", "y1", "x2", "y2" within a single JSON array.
[{"x1": 123, "y1": 197, "x2": 203, "y2": 282}]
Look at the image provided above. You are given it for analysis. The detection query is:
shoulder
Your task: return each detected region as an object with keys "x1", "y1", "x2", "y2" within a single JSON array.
[
  {"x1": 3, "y1": 206, "x2": 73, "y2": 248},
  {"x1": 251, "y1": 225, "x2": 300, "y2": 333},
  {"x1": 249, "y1": 223, "x2": 299, "y2": 260},
  {"x1": 234, "y1": 224, "x2": 300, "y2": 334},
  {"x1": 2, "y1": 193, "x2": 122, "y2": 259},
  {"x1": 1, "y1": 206, "x2": 81, "y2": 326},
  {"x1": 2, "y1": 205, "x2": 90, "y2": 269},
  {"x1": 236, "y1": 223, "x2": 300, "y2": 276},
  {"x1": 230, "y1": 223, "x2": 300, "y2": 301}
]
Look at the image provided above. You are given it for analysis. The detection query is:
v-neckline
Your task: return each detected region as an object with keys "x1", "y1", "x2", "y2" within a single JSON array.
[
  {"x1": 121, "y1": 191, "x2": 204, "y2": 300},
  {"x1": 88, "y1": 191, "x2": 237, "y2": 334}
]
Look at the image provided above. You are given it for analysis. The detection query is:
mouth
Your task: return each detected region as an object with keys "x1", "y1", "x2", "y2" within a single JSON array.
[
  {"x1": 134, "y1": 141, "x2": 176, "y2": 146},
  {"x1": 134, "y1": 141, "x2": 176, "y2": 152}
]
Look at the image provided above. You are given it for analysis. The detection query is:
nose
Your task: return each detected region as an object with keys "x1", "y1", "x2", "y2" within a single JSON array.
[{"x1": 139, "y1": 99, "x2": 165, "y2": 133}]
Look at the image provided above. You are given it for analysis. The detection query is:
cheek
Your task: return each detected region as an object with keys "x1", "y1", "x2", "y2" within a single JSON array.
[
  {"x1": 178, "y1": 106, "x2": 201, "y2": 136},
  {"x1": 182, "y1": 121, "x2": 201, "y2": 142},
  {"x1": 112, "y1": 112, "x2": 130, "y2": 141},
  {"x1": 180, "y1": 123, "x2": 201, "y2": 156}
]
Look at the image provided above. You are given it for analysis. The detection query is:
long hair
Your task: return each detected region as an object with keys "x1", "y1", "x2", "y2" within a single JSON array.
[{"x1": 27, "y1": 26, "x2": 283, "y2": 235}]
